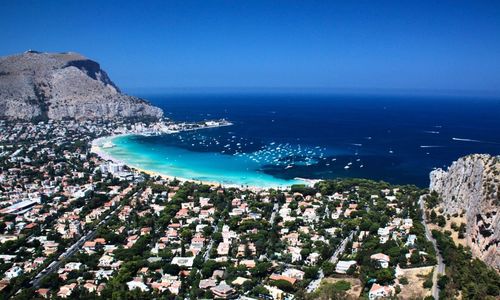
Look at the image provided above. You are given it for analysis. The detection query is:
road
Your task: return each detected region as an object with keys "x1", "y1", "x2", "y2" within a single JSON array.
[
  {"x1": 306, "y1": 230, "x2": 355, "y2": 293},
  {"x1": 30, "y1": 204, "x2": 123, "y2": 288},
  {"x1": 329, "y1": 230, "x2": 355, "y2": 264},
  {"x1": 419, "y1": 195, "x2": 445, "y2": 300},
  {"x1": 203, "y1": 222, "x2": 220, "y2": 262},
  {"x1": 269, "y1": 202, "x2": 279, "y2": 224}
]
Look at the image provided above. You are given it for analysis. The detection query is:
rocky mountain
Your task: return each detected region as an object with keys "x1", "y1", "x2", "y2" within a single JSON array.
[
  {"x1": 430, "y1": 154, "x2": 499, "y2": 269},
  {"x1": 0, "y1": 51, "x2": 163, "y2": 121}
]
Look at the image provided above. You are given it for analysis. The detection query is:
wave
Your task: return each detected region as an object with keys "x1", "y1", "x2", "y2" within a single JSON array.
[
  {"x1": 452, "y1": 137, "x2": 482, "y2": 143},
  {"x1": 419, "y1": 145, "x2": 444, "y2": 148},
  {"x1": 452, "y1": 137, "x2": 500, "y2": 145}
]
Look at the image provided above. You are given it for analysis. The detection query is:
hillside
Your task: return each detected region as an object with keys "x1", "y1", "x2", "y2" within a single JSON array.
[
  {"x1": 0, "y1": 51, "x2": 163, "y2": 121},
  {"x1": 430, "y1": 154, "x2": 499, "y2": 269}
]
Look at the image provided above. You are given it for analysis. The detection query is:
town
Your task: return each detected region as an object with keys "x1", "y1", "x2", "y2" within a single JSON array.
[{"x1": 0, "y1": 119, "x2": 447, "y2": 299}]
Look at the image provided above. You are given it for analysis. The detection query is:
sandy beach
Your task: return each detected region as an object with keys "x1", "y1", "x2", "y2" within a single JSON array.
[{"x1": 91, "y1": 134, "x2": 279, "y2": 191}]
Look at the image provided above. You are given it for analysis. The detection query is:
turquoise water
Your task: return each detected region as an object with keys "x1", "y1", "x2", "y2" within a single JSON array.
[
  {"x1": 100, "y1": 134, "x2": 306, "y2": 188},
  {"x1": 98, "y1": 94, "x2": 500, "y2": 187}
]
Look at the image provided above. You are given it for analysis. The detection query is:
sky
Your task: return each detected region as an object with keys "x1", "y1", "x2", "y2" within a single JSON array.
[{"x1": 1, "y1": 1, "x2": 500, "y2": 95}]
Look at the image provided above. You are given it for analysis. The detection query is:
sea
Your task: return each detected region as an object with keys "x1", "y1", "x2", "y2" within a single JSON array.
[{"x1": 100, "y1": 93, "x2": 500, "y2": 188}]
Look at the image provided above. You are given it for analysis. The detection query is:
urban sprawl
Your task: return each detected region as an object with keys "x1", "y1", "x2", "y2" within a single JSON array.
[{"x1": 0, "y1": 119, "x2": 447, "y2": 299}]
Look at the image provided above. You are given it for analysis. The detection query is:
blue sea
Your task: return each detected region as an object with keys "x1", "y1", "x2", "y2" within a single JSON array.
[{"x1": 101, "y1": 93, "x2": 500, "y2": 188}]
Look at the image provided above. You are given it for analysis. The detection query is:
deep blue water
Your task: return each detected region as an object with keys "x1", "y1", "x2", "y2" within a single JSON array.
[{"x1": 132, "y1": 93, "x2": 500, "y2": 187}]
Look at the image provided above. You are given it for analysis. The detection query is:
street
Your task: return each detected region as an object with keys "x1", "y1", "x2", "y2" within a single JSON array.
[
  {"x1": 419, "y1": 195, "x2": 445, "y2": 300},
  {"x1": 306, "y1": 230, "x2": 355, "y2": 293},
  {"x1": 29, "y1": 204, "x2": 123, "y2": 288}
]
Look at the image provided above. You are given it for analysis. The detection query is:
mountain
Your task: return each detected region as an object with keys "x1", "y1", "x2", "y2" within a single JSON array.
[
  {"x1": 430, "y1": 154, "x2": 499, "y2": 269},
  {"x1": 0, "y1": 50, "x2": 163, "y2": 121}
]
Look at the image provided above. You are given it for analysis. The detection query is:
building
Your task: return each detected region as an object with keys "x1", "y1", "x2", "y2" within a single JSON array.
[
  {"x1": 370, "y1": 253, "x2": 390, "y2": 268},
  {"x1": 335, "y1": 260, "x2": 357, "y2": 274},
  {"x1": 171, "y1": 256, "x2": 194, "y2": 268},
  {"x1": 210, "y1": 281, "x2": 236, "y2": 299},
  {"x1": 4, "y1": 265, "x2": 23, "y2": 280},
  {"x1": 369, "y1": 283, "x2": 394, "y2": 300},
  {"x1": 0, "y1": 200, "x2": 38, "y2": 215}
]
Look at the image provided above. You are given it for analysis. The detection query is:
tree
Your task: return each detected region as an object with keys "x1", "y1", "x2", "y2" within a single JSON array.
[
  {"x1": 430, "y1": 210, "x2": 437, "y2": 223},
  {"x1": 322, "y1": 261, "x2": 336, "y2": 276},
  {"x1": 304, "y1": 266, "x2": 319, "y2": 280},
  {"x1": 331, "y1": 280, "x2": 351, "y2": 291},
  {"x1": 270, "y1": 279, "x2": 295, "y2": 293},
  {"x1": 437, "y1": 215, "x2": 446, "y2": 227},
  {"x1": 410, "y1": 250, "x2": 422, "y2": 265},
  {"x1": 374, "y1": 268, "x2": 395, "y2": 285},
  {"x1": 250, "y1": 261, "x2": 272, "y2": 278},
  {"x1": 437, "y1": 275, "x2": 449, "y2": 289}
]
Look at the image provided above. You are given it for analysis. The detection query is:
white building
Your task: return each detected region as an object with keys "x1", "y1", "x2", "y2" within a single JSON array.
[
  {"x1": 370, "y1": 253, "x2": 390, "y2": 268},
  {"x1": 335, "y1": 260, "x2": 357, "y2": 274},
  {"x1": 5, "y1": 265, "x2": 23, "y2": 280},
  {"x1": 369, "y1": 283, "x2": 394, "y2": 300},
  {"x1": 127, "y1": 280, "x2": 150, "y2": 292}
]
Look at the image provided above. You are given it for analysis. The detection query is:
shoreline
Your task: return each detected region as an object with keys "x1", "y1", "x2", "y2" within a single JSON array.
[{"x1": 91, "y1": 134, "x2": 315, "y2": 191}]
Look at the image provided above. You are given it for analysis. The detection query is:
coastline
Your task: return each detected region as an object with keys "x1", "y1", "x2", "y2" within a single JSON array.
[{"x1": 91, "y1": 133, "x2": 313, "y2": 191}]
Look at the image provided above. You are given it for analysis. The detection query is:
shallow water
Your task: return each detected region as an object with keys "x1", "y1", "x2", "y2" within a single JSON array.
[{"x1": 100, "y1": 93, "x2": 500, "y2": 187}]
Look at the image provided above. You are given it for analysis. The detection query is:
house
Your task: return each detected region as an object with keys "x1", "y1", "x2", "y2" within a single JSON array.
[
  {"x1": 168, "y1": 280, "x2": 181, "y2": 295},
  {"x1": 5, "y1": 265, "x2": 23, "y2": 280},
  {"x1": 402, "y1": 218, "x2": 413, "y2": 229},
  {"x1": 288, "y1": 246, "x2": 302, "y2": 263},
  {"x1": 217, "y1": 242, "x2": 231, "y2": 256},
  {"x1": 369, "y1": 283, "x2": 394, "y2": 300},
  {"x1": 370, "y1": 253, "x2": 390, "y2": 268},
  {"x1": 265, "y1": 284, "x2": 285, "y2": 300},
  {"x1": 377, "y1": 227, "x2": 390, "y2": 244},
  {"x1": 270, "y1": 274, "x2": 297, "y2": 285},
  {"x1": 239, "y1": 259, "x2": 256, "y2": 269},
  {"x1": 306, "y1": 252, "x2": 321, "y2": 265},
  {"x1": 171, "y1": 257, "x2": 194, "y2": 268},
  {"x1": 83, "y1": 241, "x2": 96, "y2": 253},
  {"x1": 210, "y1": 281, "x2": 236, "y2": 299},
  {"x1": 62, "y1": 262, "x2": 82, "y2": 272},
  {"x1": 212, "y1": 270, "x2": 225, "y2": 280},
  {"x1": 36, "y1": 288, "x2": 50, "y2": 298},
  {"x1": 83, "y1": 282, "x2": 97, "y2": 293},
  {"x1": 98, "y1": 254, "x2": 114, "y2": 267},
  {"x1": 127, "y1": 278, "x2": 150, "y2": 292},
  {"x1": 282, "y1": 268, "x2": 305, "y2": 280},
  {"x1": 406, "y1": 234, "x2": 417, "y2": 247},
  {"x1": 232, "y1": 277, "x2": 249, "y2": 286},
  {"x1": 57, "y1": 283, "x2": 77, "y2": 298},
  {"x1": 335, "y1": 260, "x2": 357, "y2": 274},
  {"x1": 199, "y1": 278, "x2": 217, "y2": 289}
]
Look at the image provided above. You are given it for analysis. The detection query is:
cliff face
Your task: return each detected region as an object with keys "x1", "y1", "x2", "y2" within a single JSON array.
[
  {"x1": 0, "y1": 51, "x2": 163, "y2": 121},
  {"x1": 430, "y1": 154, "x2": 500, "y2": 269}
]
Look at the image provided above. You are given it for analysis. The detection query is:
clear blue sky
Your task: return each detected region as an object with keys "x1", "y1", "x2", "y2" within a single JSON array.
[{"x1": 1, "y1": 0, "x2": 500, "y2": 94}]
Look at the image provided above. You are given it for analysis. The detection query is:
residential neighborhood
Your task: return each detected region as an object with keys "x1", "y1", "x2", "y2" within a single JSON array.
[{"x1": 1, "y1": 120, "x2": 440, "y2": 299}]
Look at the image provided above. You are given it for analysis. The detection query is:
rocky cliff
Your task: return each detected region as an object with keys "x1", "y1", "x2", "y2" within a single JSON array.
[
  {"x1": 430, "y1": 154, "x2": 499, "y2": 269},
  {"x1": 0, "y1": 51, "x2": 163, "y2": 121}
]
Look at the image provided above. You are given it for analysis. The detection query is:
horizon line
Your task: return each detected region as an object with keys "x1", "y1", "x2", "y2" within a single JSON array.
[{"x1": 123, "y1": 86, "x2": 500, "y2": 99}]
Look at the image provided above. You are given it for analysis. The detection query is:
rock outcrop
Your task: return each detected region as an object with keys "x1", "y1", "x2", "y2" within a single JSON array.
[
  {"x1": 430, "y1": 154, "x2": 499, "y2": 269},
  {"x1": 0, "y1": 51, "x2": 163, "y2": 121}
]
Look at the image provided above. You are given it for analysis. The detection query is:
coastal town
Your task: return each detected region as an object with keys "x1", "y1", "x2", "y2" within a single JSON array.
[{"x1": 0, "y1": 119, "x2": 448, "y2": 299}]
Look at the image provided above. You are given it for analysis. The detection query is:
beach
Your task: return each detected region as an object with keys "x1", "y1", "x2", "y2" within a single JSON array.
[{"x1": 91, "y1": 133, "x2": 306, "y2": 190}]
